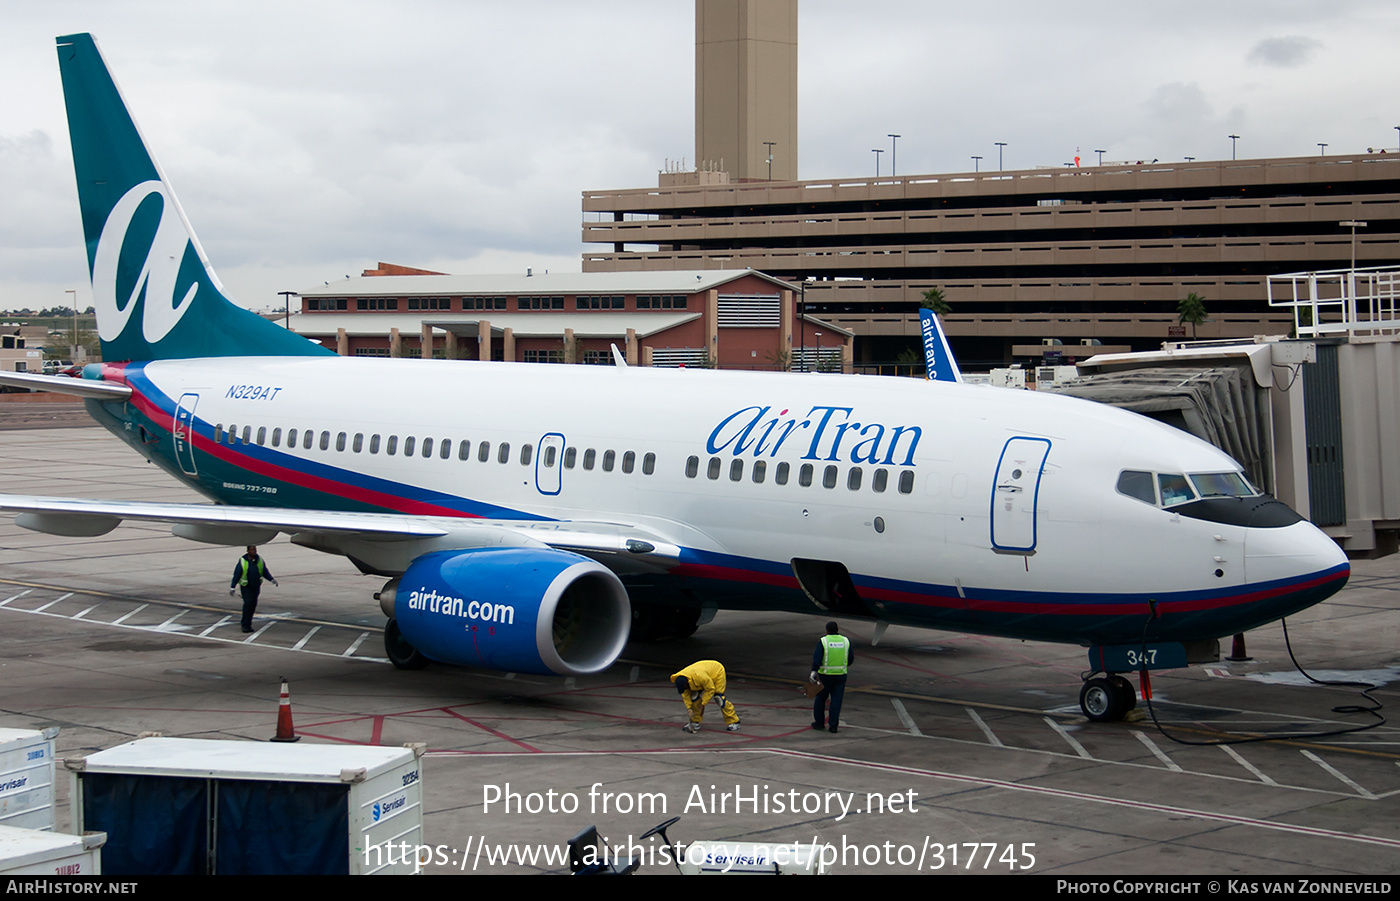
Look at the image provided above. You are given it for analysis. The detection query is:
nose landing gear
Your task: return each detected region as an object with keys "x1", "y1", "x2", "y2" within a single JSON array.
[{"x1": 1079, "y1": 673, "x2": 1137, "y2": 722}]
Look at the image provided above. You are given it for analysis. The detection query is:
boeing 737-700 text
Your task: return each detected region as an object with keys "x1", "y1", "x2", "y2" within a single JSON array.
[{"x1": 0, "y1": 34, "x2": 1350, "y2": 722}]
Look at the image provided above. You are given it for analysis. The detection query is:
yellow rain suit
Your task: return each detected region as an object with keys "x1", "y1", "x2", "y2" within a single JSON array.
[{"x1": 670, "y1": 660, "x2": 740, "y2": 725}]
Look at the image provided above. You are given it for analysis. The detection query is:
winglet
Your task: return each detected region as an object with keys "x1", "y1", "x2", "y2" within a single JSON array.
[
  {"x1": 610, "y1": 343, "x2": 628, "y2": 367},
  {"x1": 918, "y1": 308, "x2": 962, "y2": 383}
]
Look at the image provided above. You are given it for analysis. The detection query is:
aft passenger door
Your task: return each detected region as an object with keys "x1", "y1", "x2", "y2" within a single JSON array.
[
  {"x1": 990, "y1": 437, "x2": 1051, "y2": 554},
  {"x1": 535, "y1": 433, "x2": 565, "y2": 495},
  {"x1": 174, "y1": 393, "x2": 199, "y2": 476}
]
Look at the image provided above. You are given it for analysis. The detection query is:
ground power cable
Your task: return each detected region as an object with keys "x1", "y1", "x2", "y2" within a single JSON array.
[{"x1": 1136, "y1": 610, "x2": 1385, "y2": 747}]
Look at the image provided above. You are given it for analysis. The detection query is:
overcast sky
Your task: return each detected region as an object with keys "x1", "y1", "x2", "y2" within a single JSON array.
[{"x1": 2, "y1": 1, "x2": 1396, "y2": 313}]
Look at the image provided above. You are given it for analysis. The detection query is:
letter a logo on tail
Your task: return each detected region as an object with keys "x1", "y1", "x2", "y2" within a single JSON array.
[{"x1": 56, "y1": 33, "x2": 331, "y2": 362}]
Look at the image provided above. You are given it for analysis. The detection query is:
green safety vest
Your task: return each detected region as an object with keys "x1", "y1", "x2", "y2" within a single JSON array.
[
  {"x1": 819, "y1": 635, "x2": 850, "y2": 675},
  {"x1": 237, "y1": 557, "x2": 267, "y2": 587}
]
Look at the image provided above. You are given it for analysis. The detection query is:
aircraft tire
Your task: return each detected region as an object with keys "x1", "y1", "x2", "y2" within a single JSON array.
[
  {"x1": 1108, "y1": 674, "x2": 1137, "y2": 712},
  {"x1": 630, "y1": 604, "x2": 701, "y2": 642},
  {"x1": 1079, "y1": 677, "x2": 1127, "y2": 722},
  {"x1": 385, "y1": 618, "x2": 429, "y2": 670}
]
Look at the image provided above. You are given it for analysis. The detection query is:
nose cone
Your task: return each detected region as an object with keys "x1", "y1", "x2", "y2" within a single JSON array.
[{"x1": 1244, "y1": 519, "x2": 1350, "y2": 623}]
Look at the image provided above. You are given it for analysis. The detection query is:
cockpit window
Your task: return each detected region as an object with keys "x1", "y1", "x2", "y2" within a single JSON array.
[
  {"x1": 1189, "y1": 472, "x2": 1256, "y2": 498},
  {"x1": 1158, "y1": 473, "x2": 1195, "y2": 507},
  {"x1": 1116, "y1": 470, "x2": 1156, "y2": 505}
]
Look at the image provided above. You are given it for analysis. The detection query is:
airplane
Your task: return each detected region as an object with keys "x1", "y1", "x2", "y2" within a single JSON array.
[{"x1": 0, "y1": 33, "x2": 1350, "y2": 723}]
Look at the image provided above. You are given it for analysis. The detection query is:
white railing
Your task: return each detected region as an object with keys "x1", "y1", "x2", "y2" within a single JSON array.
[{"x1": 1267, "y1": 265, "x2": 1400, "y2": 338}]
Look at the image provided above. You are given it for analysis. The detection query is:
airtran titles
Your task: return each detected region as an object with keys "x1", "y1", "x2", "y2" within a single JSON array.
[
  {"x1": 706, "y1": 405, "x2": 921, "y2": 466},
  {"x1": 407, "y1": 586, "x2": 516, "y2": 625}
]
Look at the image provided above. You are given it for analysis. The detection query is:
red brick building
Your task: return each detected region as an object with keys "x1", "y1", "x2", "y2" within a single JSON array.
[{"x1": 292, "y1": 265, "x2": 851, "y2": 371}]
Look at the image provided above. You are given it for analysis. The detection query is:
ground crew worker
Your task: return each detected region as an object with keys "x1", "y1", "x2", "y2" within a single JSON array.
[
  {"x1": 670, "y1": 659, "x2": 740, "y2": 733},
  {"x1": 230, "y1": 545, "x2": 277, "y2": 633},
  {"x1": 811, "y1": 621, "x2": 852, "y2": 733}
]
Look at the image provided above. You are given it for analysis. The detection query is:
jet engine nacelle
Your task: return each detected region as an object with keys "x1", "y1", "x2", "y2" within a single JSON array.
[{"x1": 393, "y1": 547, "x2": 631, "y2": 676}]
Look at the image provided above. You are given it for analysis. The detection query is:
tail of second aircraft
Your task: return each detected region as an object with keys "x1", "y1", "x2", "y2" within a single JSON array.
[
  {"x1": 56, "y1": 33, "x2": 330, "y2": 363},
  {"x1": 919, "y1": 308, "x2": 962, "y2": 383}
]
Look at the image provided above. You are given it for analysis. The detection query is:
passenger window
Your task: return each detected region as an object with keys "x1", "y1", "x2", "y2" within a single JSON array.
[
  {"x1": 478, "y1": 441, "x2": 491, "y2": 462},
  {"x1": 256, "y1": 427, "x2": 266, "y2": 446},
  {"x1": 776, "y1": 462, "x2": 790, "y2": 485},
  {"x1": 353, "y1": 433, "x2": 363, "y2": 453},
  {"x1": 444, "y1": 440, "x2": 455, "y2": 461},
  {"x1": 622, "y1": 451, "x2": 635, "y2": 473},
  {"x1": 498, "y1": 443, "x2": 511, "y2": 464},
  {"x1": 215, "y1": 425, "x2": 225, "y2": 444},
  {"x1": 848, "y1": 467, "x2": 862, "y2": 491},
  {"x1": 421, "y1": 437, "x2": 433, "y2": 458},
  {"x1": 583, "y1": 449, "x2": 596, "y2": 470},
  {"x1": 753, "y1": 460, "x2": 766, "y2": 483},
  {"x1": 520, "y1": 445, "x2": 532, "y2": 465},
  {"x1": 707, "y1": 457, "x2": 721, "y2": 480},
  {"x1": 243, "y1": 426, "x2": 253, "y2": 445},
  {"x1": 685, "y1": 455, "x2": 699, "y2": 478},
  {"x1": 370, "y1": 434, "x2": 380, "y2": 454},
  {"x1": 823, "y1": 465, "x2": 838, "y2": 489},
  {"x1": 898, "y1": 471, "x2": 915, "y2": 494},
  {"x1": 403, "y1": 436, "x2": 416, "y2": 456},
  {"x1": 1158, "y1": 473, "x2": 1194, "y2": 507},
  {"x1": 458, "y1": 440, "x2": 471, "y2": 460},
  {"x1": 1116, "y1": 470, "x2": 1156, "y2": 505},
  {"x1": 318, "y1": 430, "x2": 328, "y2": 451},
  {"x1": 799, "y1": 464, "x2": 813, "y2": 487},
  {"x1": 544, "y1": 446, "x2": 557, "y2": 467},
  {"x1": 272, "y1": 428, "x2": 282, "y2": 447},
  {"x1": 336, "y1": 432, "x2": 346, "y2": 452},
  {"x1": 873, "y1": 469, "x2": 888, "y2": 493},
  {"x1": 643, "y1": 453, "x2": 656, "y2": 475},
  {"x1": 564, "y1": 447, "x2": 577, "y2": 469},
  {"x1": 386, "y1": 435, "x2": 398, "y2": 455},
  {"x1": 286, "y1": 428, "x2": 296, "y2": 447},
  {"x1": 729, "y1": 459, "x2": 743, "y2": 482},
  {"x1": 303, "y1": 430, "x2": 313, "y2": 450},
  {"x1": 602, "y1": 450, "x2": 615, "y2": 472}
]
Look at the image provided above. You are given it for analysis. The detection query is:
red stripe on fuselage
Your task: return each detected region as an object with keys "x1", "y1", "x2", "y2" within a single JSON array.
[{"x1": 123, "y1": 382, "x2": 484, "y2": 519}]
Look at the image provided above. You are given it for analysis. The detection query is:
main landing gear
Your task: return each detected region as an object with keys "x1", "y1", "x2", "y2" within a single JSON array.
[{"x1": 1079, "y1": 673, "x2": 1137, "y2": 722}]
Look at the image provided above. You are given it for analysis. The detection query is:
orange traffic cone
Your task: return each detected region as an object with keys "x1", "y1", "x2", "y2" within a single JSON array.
[
  {"x1": 1226, "y1": 632, "x2": 1252, "y2": 662},
  {"x1": 270, "y1": 676, "x2": 300, "y2": 742}
]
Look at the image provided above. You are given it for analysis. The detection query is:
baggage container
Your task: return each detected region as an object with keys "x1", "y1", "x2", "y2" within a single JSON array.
[
  {"x1": 0, "y1": 824, "x2": 105, "y2": 876},
  {"x1": 0, "y1": 727, "x2": 58, "y2": 831},
  {"x1": 67, "y1": 737, "x2": 423, "y2": 875}
]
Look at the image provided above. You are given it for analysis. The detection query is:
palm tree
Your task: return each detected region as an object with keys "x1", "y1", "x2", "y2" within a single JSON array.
[
  {"x1": 1177, "y1": 292, "x2": 1207, "y2": 339},
  {"x1": 920, "y1": 287, "x2": 951, "y2": 315}
]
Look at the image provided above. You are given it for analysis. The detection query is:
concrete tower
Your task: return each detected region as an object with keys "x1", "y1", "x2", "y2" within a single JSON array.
[{"x1": 695, "y1": 0, "x2": 798, "y2": 182}]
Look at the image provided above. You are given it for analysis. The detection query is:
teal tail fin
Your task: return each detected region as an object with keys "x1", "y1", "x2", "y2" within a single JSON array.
[{"x1": 56, "y1": 33, "x2": 331, "y2": 362}]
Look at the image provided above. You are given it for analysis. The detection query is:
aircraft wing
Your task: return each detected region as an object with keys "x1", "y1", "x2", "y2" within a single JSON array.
[
  {"x1": 0, "y1": 370, "x2": 131, "y2": 400},
  {"x1": 0, "y1": 494, "x2": 683, "y2": 572}
]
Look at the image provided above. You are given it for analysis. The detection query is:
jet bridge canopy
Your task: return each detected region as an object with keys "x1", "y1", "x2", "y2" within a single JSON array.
[{"x1": 1046, "y1": 365, "x2": 1269, "y2": 492}]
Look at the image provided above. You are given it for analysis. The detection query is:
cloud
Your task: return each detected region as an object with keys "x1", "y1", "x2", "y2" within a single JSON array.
[{"x1": 1247, "y1": 36, "x2": 1322, "y2": 68}]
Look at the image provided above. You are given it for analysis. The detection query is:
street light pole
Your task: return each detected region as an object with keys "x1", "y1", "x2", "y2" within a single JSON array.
[
  {"x1": 65, "y1": 289, "x2": 77, "y2": 362},
  {"x1": 1341, "y1": 220, "x2": 1367, "y2": 270},
  {"x1": 1318, "y1": 143, "x2": 1328, "y2": 156},
  {"x1": 278, "y1": 291, "x2": 297, "y2": 329},
  {"x1": 888, "y1": 134, "x2": 900, "y2": 177},
  {"x1": 1228, "y1": 134, "x2": 1239, "y2": 159},
  {"x1": 763, "y1": 141, "x2": 776, "y2": 181},
  {"x1": 872, "y1": 148, "x2": 883, "y2": 177},
  {"x1": 971, "y1": 155, "x2": 982, "y2": 172},
  {"x1": 1094, "y1": 149, "x2": 1106, "y2": 166},
  {"x1": 995, "y1": 142, "x2": 1006, "y2": 170}
]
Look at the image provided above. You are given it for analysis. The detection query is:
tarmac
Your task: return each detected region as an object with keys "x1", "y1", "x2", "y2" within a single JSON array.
[{"x1": 1, "y1": 424, "x2": 1398, "y2": 875}]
